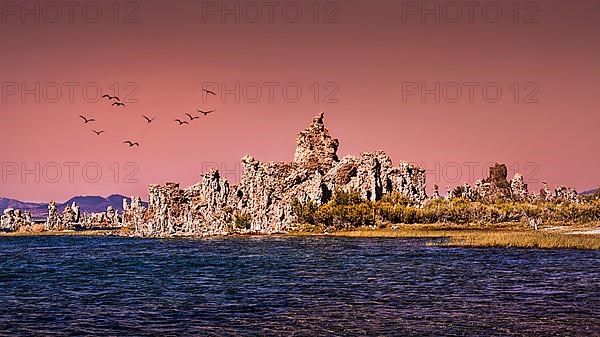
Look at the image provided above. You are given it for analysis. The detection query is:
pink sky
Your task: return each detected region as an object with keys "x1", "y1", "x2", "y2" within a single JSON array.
[{"x1": 1, "y1": 0, "x2": 599, "y2": 202}]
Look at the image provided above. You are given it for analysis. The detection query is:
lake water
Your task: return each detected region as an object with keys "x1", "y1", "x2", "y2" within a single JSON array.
[{"x1": 0, "y1": 236, "x2": 598, "y2": 336}]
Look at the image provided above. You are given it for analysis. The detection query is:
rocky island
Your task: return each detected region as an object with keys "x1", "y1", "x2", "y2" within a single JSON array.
[
  {"x1": 124, "y1": 112, "x2": 428, "y2": 237},
  {"x1": 2, "y1": 113, "x2": 600, "y2": 248}
]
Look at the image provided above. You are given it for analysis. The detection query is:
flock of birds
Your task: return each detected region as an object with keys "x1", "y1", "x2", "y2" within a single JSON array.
[{"x1": 79, "y1": 89, "x2": 217, "y2": 147}]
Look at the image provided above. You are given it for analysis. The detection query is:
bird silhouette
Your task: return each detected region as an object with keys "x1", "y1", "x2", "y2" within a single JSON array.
[
  {"x1": 102, "y1": 94, "x2": 120, "y2": 101},
  {"x1": 79, "y1": 115, "x2": 96, "y2": 123},
  {"x1": 92, "y1": 130, "x2": 105, "y2": 136},
  {"x1": 203, "y1": 89, "x2": 217, "y2": 96},
  {"x1": 112, "y1": 102, "x2": 126, "y2": 107},
  {"x1": 143, "y1": 115, "x2": 156, "y2": 123},
  {"x1": 175, "y1": 119, "x2": 190, "y2": 125},
  {"x1": 185, "y1": 113, "x2": 200, "y2": 121},
  {"x1": 123, "y1": 141, "x2": 140, "y2": 147},
  {"x1": 197, "y1": 109, "x2": 215, "y2": 116}
]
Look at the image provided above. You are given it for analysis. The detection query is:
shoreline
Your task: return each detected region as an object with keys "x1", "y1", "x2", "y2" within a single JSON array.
[
  {"x1": 2, "y1": 223, "x2": 600, "y2": 250},
  {"x1": 0, "y1": 229, "x2": 115, "y2": 237},
  {"x1": 325, "y1": 228, "x2": 600, "y2": 250}
]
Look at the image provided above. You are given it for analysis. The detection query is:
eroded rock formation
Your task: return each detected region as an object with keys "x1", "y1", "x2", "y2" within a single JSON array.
[
  {"x1": 483, "y1": 163, "x2": 512, "y2": 197},
  {"x1": 0, "y1": 113, "x2": 587, "y2": 235},
  {"x1": 123, "y1": 196, "x2": 148, "y2": 232},
  {"x1": 1, "y1": 208, "x2": 33, "y2": 231},
  {"x1": 510, "y1": 174, "x2": 530, "y2": 202},
  {"x1": 61, "y1": 202, "x2": 80, "y2": 227},
  {"x1": 443, "y1": 163, "x2": 532, "y2": 202},
  {"x1": 80, "y1": 206, "x2": 122, "y2": 229},
  {"x1": 554, "y1": 186, "x2": 578, "y2": 202},
  {"x1": 539, "y1": 182, "x2": 553, "y2": 201},
  {"x1": 124, "y1": 113, "x2": 428, "y2": 237},
  {"x1": 46, "y1": 201, "x2": 61, "y2": 230},
  {"x1": 294, "y1": 112, "x2": 339, "y2": 171},
  {"x1": 45, "y1": 201, "x2": 125, "y2": 230}
]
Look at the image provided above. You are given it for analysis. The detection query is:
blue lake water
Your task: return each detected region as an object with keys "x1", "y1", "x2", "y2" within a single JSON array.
[{"x1": 0, "y1": 236, "x2": 598, "y2": 336}]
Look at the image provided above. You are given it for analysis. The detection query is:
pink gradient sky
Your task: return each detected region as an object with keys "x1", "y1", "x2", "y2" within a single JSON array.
[{"x1": 1, "y1": 0, "x2": 599, "y2": 202}]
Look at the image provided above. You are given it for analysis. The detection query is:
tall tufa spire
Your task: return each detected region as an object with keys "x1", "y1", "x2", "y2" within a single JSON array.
[{"x1": 293, "y1": 113, "x2": 339, "y2": 171}]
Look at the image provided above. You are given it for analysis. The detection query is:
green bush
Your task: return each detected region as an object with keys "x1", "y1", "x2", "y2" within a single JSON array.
[
  {"x1": 315, "y1": 201, "x2": 375, "y2": 230},
  {"x1": 291, "y1": 190, "x2": 375, "y2": 230},
  {"x1": 234, "y1": 213, "x2": 251, "y2": 230},
  {"x1": 330, "y1": 189, "x2": 366, "y2": 206},
  {"x1": 291, "y1": 198, "x2": 319, "y2": 225},
  {"x1": 290, "y1": 191, "x2": 600, "y2": 229},
  {"x1": 381, "y1": 192, "x2": 415, "y2": 207}
]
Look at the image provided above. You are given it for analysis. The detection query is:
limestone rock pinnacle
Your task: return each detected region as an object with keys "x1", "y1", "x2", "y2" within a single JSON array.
[{"x1": 293, "y1": 112, "x2": 339, "y2": 171}]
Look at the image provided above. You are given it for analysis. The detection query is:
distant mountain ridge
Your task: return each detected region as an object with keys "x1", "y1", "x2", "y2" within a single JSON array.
[
  {"x1": 0, "y1": 198, "x2": 45, "y2": 211},
  {"x1": 581, "y1": 188, "x2": 599, "y2": 196},
  {"x1": 0, "y1": 195, "x2": 147, "y2": 220}
]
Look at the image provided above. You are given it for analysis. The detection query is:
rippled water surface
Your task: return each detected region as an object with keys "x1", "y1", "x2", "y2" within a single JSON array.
[{"x1": 0, "y1": 236, "x2": 599, "y2": 336}]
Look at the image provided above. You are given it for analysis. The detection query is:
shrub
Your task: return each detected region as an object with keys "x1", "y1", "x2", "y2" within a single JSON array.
[
  {"x1": 292, "y1": 198, "x2": 319, "y2": 225},
  {"x1": 293, "y1": 190, "x2": 375, "y2": 230},
  {"x1": 381, "y1": 192, "x2": 415, "y2": 207},
  {"x1": 234, "y1": 213, "x2": 251, "y2": 230},
  {"x1": 314, "y1": 202, "x2": 375, "y2": 230},
  {"x1": 377, "y1": 202, "x2": 406, "y2": 224},
  {"x1": 331, "y1": 189, "x2": 366, "y2": 206},
  {"x1": 290, "y1": 191, "x2": 600, "y2": 229}
]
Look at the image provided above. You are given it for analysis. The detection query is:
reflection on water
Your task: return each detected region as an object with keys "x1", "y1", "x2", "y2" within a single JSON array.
[{"x1": 0, "y1": 236, "x2": 598, "y2": 336}]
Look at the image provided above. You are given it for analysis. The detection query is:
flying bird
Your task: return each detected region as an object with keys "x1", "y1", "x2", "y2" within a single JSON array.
[
  {"x1": 92, "y1": 130, "x2": 105, "y2": 136},
  {"x1": 143, "y1": 115, "x2": 156, "y2": 123},
  {"x1": 203, "y1": 89, "x2": 217, "y2": 96},
  {"x1": 102, "y1": 94, "x2": 120, "y2": 101},
  {"x1": 112, "y1": 102, "x2": 126, "y2": 107},
  {"x1": 197, "y1": 109, "x2": 215, "y2": 116},
  {"x1": 185, "y1": 113, "x2": 200, "y2": 121},
  {"x1": 79, "y1": 115, "x2": 96, "y2": 123},
  {"x1": 175, "y1": 119, "x2": 190, "y2": 125},
  {"x1": 123, "y1": 141, "x2": 140, "y2": 147}
]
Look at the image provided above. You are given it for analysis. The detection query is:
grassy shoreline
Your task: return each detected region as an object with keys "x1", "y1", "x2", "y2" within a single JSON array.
[
  {"x1": 2, "y1": 224, "x2": 599, "y2": 250},
  {"x1": 318, "y1": 223, "x2": 600, "y2": 250}
]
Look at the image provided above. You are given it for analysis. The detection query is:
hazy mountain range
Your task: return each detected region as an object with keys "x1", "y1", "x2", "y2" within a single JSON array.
[
  {"x1": 581, "y1": 188, "x2": 599, "y2": 196},
  {"x1": 0, "y1": 195, "x2": 147, "y2": 220}
]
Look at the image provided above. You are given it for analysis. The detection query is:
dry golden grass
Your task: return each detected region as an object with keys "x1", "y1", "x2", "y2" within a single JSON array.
[
  {"x1": 329, "y1": 228, "x2": 460, "y2": 238},
  {"x1": 3, "y1": 222, "x2": 599, "y2": 250},
  {"x1": 322, "y1": 223, "x2": 600, "y2": 250},
  {"x1": 448, "y1": 231, "x2": 600, "y2": 250},
  {"x1": 31, "y1": 224, "x2": 46, "y2": 233},
  {"x1": 325, "y1": 222, "x2": 521, "y2": 237}
]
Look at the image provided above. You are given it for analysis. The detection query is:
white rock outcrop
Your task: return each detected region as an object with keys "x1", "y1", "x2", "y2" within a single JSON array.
[{"x1": 125, "y1": 113, "x2": 428, "y2": 237}]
